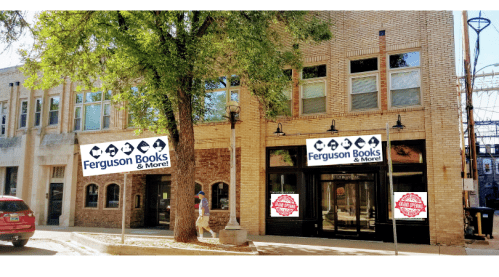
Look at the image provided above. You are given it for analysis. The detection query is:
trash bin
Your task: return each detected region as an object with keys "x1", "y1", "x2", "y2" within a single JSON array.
[{"x1": 465, "y1": 207, "x2": 495, "y2": 239}]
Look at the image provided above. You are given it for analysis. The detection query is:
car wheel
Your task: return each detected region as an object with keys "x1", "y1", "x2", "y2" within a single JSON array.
[{"x1": 12, "y1": 239, "x2": 28, "y2": 247}]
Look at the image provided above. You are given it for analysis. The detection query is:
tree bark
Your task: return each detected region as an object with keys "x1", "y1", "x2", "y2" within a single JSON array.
[{"x1": 172, "y1": 86, "x2": 197, "y2": 242}]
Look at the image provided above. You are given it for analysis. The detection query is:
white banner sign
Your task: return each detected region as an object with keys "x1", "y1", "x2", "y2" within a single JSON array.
[
  {"x1": 271, "y1": 194, "x2": 299, "y2": 217},
  {"x1": 394, "y1": 192, "x2": 427, "y2": 219},
  {"x1": 80, "y1": 136, "x2": 170, "y2": 176},
  {"x1": 306, "y1": 135, "x2": 383, "y2": 166}
]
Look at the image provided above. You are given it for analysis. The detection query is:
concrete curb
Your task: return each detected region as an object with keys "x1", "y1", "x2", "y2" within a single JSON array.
[{"x1": 71, "y1": 232, "x2": 259, "y2": 255}]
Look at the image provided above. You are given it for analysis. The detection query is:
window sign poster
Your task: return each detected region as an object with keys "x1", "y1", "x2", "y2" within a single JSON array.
[
  {"x1": 483, "y1": 159, "x2": 492, "y2": 174},
  {"x1": 80, "y1": 136, "x2": 170, "y2": 176},
  {"x1": 394, "y1": 192, "x2": 427, "y2": 219},
  {"x1": 306, "y1": 135, "x2": 383, "y2": 166},
  {"x1": 271, "y1": 194, "x2": 299, "y2": 217}
]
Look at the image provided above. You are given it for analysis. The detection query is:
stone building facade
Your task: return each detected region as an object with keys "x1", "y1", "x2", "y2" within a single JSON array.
[{"x1": 0, "y1": 11, "x2": 464, "y2": 245}]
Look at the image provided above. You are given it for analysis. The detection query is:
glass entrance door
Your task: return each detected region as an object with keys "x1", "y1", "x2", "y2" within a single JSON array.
[
  {"x1": 320, "y1": 174, "x2": 375, "y2": 235},
  {"x1": 145, "y1": 175, "x2": 171, "y2": 227}
]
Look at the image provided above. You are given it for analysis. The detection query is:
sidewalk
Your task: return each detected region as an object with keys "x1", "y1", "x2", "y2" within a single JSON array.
[{"x1": 33, "y1": 224, "x2": 492, "y2": 255}]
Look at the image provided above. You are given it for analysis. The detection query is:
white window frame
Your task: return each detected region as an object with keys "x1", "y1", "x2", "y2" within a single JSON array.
[
  {"x1": 34, "y1": 98, "x2": 42, "y2": 127},
  {"x1": 74, "y1": 91, "x2": 111, "y2": 132},
  {"x1": 49, "y1": 96, "x2": 60, "y2": 126},
  {"x1": 348, "y1": 57, "x2": 380, "y2": 112},
  {"x1": 19, "y1": 100, "x2": 28, "y2": 129},
  {"x1": 203, "y1": 75, "x2": 241, "y2": 122},
  {"x1": 300, "y1": 65, "x2": 327, "y2": 116},
  {"x1": 0, "y1": 101, "x2": 7, "y2": 137},
  {"x1": 387, "y1": 50, "x2": 422, "y2": 108}
]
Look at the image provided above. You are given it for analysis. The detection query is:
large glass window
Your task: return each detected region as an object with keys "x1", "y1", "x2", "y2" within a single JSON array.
[
  {"x1": 268, "y1": 174, "x2": 297, "y2": 194},
  {"x1": 34, "y1": 98, "x2": 42, "y2": 127},
  {"x1": 211, "y1": 182, "x2": 229, "y2": 210},
  {"x1": 5, "y1": 167, "x2": 18, "y2": 196},
  {"x1": 49, "y1": 97, "x2": 59, "y2": 125},
  {"x1": 74, "y1": 91, "x2": 111, "y2": 131},
  {"x1": 389, "y1": 51, "x2": 421, "y2": 107},
  {"x1": 350, "y1": 57, "x2": 378, "y2": 111},
  {"x1": 204, "y1": 75, "x2": 240, "y2": 122},
  {"x1": 1, "y1": 102, "x2": 7, "y2": 136},
  {"x1": 269, "y1": 149, "x2": 298, "y2": 167},
  {"x1": 106, "y1": 184, "x2": 120, "y2": 208},
  {"x1": 85, "y1": 184, "x2": 98, "y2": 208},
  {"x1": 301, "y1": 65, "x2": 326, "y2": 114},
  {"x1": 388, "y1": 172, "x2": 425, "y2": 221},
  {"x1": 19, "y1": 100, "x2": 28, "y2": 128}
]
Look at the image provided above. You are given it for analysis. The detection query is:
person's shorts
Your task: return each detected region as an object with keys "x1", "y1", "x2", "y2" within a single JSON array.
[{"x1": 196, "y1": 215, "x2": 210, "y2": 229}]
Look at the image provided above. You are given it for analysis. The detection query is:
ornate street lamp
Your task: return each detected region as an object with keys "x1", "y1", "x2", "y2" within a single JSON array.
[{"x1": 224, "y1": 101, "x2": 241, "y2": 230}]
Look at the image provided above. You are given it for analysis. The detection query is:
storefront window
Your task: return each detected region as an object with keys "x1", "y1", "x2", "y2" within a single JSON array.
[
  {"x1": 269, "y1": 174, "x2": 297, "y2": 194},
  {"x1": 5, "y1": 167, "x2": 18, "y2": 196},
  {"x1": 391, "y1": 143, "x2": 423, "y2": 164},
  {"x1": 388, "y1": 172, "x2": 425, "y2": 221},
  {"x1": 211, "y1": 182, "x2": 229, "y2": 210},
  {"x1": 269, "y1": 149, "x2": 298, "y2": 167}
]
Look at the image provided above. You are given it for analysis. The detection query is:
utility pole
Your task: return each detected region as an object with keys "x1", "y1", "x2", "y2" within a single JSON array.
[{"x1": 463, "y1": 11, "x2": 479, "y2": 203}]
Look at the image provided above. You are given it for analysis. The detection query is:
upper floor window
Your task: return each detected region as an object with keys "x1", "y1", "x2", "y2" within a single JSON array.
[
  {"x1": 204, "y1": 75, "x2": 240, "y2": 122},
  {"x1": 34, "y1": 98, "x2": 42, "y2": 127},
  {"x1": 106, "y1": 183, "x2": 120, "y2": 208},
  {"x1": 74, "y1": 91, "x2": 111, "y2": 131},
  {"x1": 1, "y1": 102, "x2": 7, "y2": 136},
  {"x1": 49, "y1": 97, "x2": 60, "y2": 125},
  {"x1": 19, "y1": 100, "x2": 28, "y2": 128},
  {"x1": 350, "y1": 58, "x2": 379, "y2": 111},
  {"x1": 389, "y1": 51, "x2": 421, "y2": 107},
  {"x1": 301, "y1": 65, "x2": 326, "y2": 115},
  {"x1": 280, "y1": 69, "x2": 293, "y2": 116},
  {"x1": 211, "y1": 182, "x2": 229, "y2": 210},
  {"x1": 85, "y1": 184, "x2": 98, "y2": 208}
]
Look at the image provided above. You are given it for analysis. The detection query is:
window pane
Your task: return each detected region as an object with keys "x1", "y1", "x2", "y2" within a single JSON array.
[
  {"x1": 49, "y1": 111, "x2": 58, "y2": 125},
  {"x1": 1, "y1": 115, "x2": 5, "y2": 125},
  {"x1": 229, "y1": 75, "x2": 240, "y2": 87},
  {"x1": 211, "y1": 183, "x2": 229, "y2": 210},
  {"x1": 104, "y1": 90, "x2": 112, "y2": 101},
  {"x1": 85, "y1": 92, "x2": 102, "y2": 103},
  {"x1": 86, "y1": 185, "x2": 98, "y2": 208},
  {"x1": 35, "y1": 113, "x2": 40, "y2": 127},
  {"x1": 1, "y1": 125, "x2": 5, "y2": 135},
  {"x1": 350, "y1": 58, "x2": 378, "y2": 73},
  {"x1": 20, "y1": 114, "x2": 27, "y2": 128},
  {"x1": 84, "y1": 104, "x2": 102, "y2": 130},
  {"x1": 391, "y1": 143, "x2": 424, "y2": 164},
  {"x1": 75, "y1": 107, "x2": 81, "y2": 119},
  {"x1": 303, "y1": 81, "x2": 325, "y2": 99},
  {"x1": 230, "y1": 90, "x2": 239, "y2": 102},
  {"x1": 352, "y1": 76, "x2": 377, "y2": 94},
  {"x1": 106, "y1": 184, "x2": 119, "y2": 208},
  {"x1": 390, "y1": 52, "x2": 420, "y2": 69},
  {"x1": 204, "y1": 90, "x2": 226, "y2": 122},
  {"x1": 21, "y1": 101, "x2": 27, "y2": 114},
  {"x1": 35, "y1": 99, "x2": 42, "y2": 112},
  {"x1": 303, "y1": 97, "x2": 326, "y2": 114},
  {"x1": 391, "y1": 71, "x2": 420, "y2": 90},
  {"x1": 103, "y1": 116, "x2": 110, "y2": 129},
  {"x1": 352, "y1": 91, "x2": 377, "y2": 110},
  {"x1": 269, "y1": 149, "x2": 298, "y2": 167},
  {"x1": 104, "y1": 104, "x2": 111, "y2": 116},
  {"x1": 388, "y1": 172, "x2": 425, "y2": 220},
  {"x1": 50, "y1": 97, "x2": 60, "y2": 111},
  {"x1": 302, "y1": 65, "x2": 326, "y2": 79},
  {"x1": 205, "y1": 77, "x2": 227, "y2": 90},
  {"x1": 391, "y1": 88, "x2": 421, "y2": 107},
  {"x1": 269, "y1": 174, "x2": 297, "y2": 194},
  {"x1": 74, "y1": 118, "x2": 81, "y2": 131},
  {"x1": 128, "y1": 113, "x2": 134, "y2": 127},
  {"x1": 76, "y1": 93, "x2": 83, "y2": 104},
  {"x1": 283, "y1": 69, "x2": 292, "y2": 81},
  {"x1": 2, "y1": 102, "x2": 7, "y2": 111}
]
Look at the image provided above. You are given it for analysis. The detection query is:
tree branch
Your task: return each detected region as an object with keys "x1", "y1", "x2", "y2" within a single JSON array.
[{"x1": 195, "y1": 15, "x2": 214, "y2": 38}]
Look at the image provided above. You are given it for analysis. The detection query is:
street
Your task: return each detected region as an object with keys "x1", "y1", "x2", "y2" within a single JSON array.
[{"x1": 0, "y1": 237, "x2": 106, "y2": 256}]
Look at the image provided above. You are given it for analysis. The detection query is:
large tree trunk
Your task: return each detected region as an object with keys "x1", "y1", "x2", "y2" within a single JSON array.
[{"x1": 173, "y1": 87, "x2": 198, "y2": 242}]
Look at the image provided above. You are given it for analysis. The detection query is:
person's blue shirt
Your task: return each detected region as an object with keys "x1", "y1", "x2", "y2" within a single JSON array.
[{"x1": 199, "y1": 198, "x2": 210, "y2": 216}]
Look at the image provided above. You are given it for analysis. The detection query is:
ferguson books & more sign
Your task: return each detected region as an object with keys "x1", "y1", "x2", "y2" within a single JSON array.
[{"x1": 80, "y1": 136, "x2": 171, "y2": 176}]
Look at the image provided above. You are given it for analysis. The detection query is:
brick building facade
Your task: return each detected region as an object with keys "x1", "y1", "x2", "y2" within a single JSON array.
[{"x1": 0, "y1": 11, "x2": 464, "y2": 245}]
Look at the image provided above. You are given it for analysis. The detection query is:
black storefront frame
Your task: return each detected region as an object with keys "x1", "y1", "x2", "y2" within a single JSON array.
[{"x1": 265, "y1": 140, "x2": 430, "y2": 244}]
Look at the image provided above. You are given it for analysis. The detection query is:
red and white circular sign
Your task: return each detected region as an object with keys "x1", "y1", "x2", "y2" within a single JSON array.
[
  {"x1": 395, "y1": 192, "x2": 427, "y2": 218},
  {"x1": 271, "y1": 194, "x2": 299, "y2": 217}
]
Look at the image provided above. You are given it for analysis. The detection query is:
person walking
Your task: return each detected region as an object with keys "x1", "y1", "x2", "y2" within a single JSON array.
[{"x1": 196, "y1": 191, "x2": 216, "y2": 239}]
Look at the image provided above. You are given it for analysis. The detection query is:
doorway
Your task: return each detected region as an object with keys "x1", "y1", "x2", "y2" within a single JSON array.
[
  {"x1": 47, "y1": 183, "x2": 63, "y2": 225},
  {"x1": 145, "y1": 175, "x2": 171, "y2": 227},
  {"x1": 320, "y1": 173, "x2": 375, "y2": 236}
]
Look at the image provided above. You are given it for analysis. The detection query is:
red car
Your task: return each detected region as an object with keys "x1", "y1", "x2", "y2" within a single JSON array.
[{"x1": 0, "y1": 196, "x2": 36, "y2": 247}]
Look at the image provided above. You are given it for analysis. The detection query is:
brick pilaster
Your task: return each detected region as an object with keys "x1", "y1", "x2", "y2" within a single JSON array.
[{"x1": 379, "y1": 30, "x2": 388, "y2": 111}]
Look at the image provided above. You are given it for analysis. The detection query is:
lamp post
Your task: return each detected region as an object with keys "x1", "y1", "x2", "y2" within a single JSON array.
[
  {"x1": 475, "y1": 63, "x2": 499, "y2": 74},
  {"x1": 225, "y1": 101, "x2": 241, "y2": 230}
]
